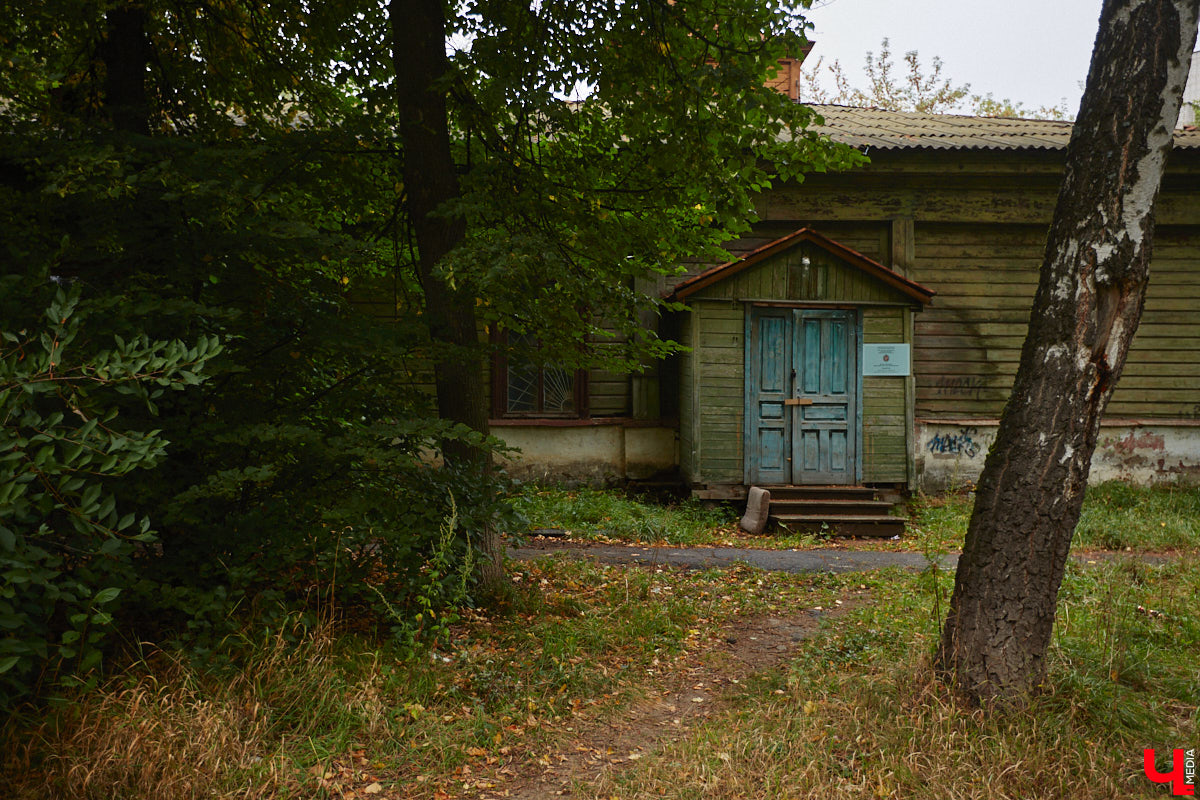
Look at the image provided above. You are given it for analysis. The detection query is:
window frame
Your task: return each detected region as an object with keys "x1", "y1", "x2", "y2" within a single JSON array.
[{"x1": 491, "y1": 330, "x2": 589, "y2": 420}]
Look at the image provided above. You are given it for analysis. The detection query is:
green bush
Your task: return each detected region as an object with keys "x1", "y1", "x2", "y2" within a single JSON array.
[
  {"x1": 0, "y1": 287, "x2": 220, "y2": 701},
  {"x1": 0, "y1": 129, "x2": 517, "y2": 695}
]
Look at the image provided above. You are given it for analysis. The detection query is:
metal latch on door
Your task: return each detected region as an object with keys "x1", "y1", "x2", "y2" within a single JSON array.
[{"x1": 784, "y1": 398, "x2": 814, "y2": 406}]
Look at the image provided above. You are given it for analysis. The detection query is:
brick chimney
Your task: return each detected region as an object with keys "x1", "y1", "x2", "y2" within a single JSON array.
[{"x1": 765, "y1": 42, "x2": 815, "y2": 101}]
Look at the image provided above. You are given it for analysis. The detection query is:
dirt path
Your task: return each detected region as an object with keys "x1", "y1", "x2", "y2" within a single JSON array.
[{"x1": 475, "y1": 594, "x2": 864, "y2": 799}]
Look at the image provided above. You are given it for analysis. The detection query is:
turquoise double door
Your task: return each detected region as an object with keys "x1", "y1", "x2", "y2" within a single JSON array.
[{"x1": 745, "y1": 308, "x2": 860, "y2": 485}]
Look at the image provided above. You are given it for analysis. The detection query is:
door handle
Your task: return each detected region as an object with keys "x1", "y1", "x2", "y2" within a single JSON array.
[{"x1": 784, "y1": 398, "x2": 813, "y2": 406}]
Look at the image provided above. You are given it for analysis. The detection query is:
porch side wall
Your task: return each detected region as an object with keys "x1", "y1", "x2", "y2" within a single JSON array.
[
  {"x1": 691, "y1": 300, "x2": 746, "y2": 484},
  {"x1": 679, "y1": 307, "x2": 699, "y2": 483},
  {"x1": 862, "y1": 307, "x2": 909, "y2": 483}
]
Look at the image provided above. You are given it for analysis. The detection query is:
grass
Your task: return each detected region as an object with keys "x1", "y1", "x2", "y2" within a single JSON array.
[
  {"x1": 4, "y1": 486, "x2": 1197, "y2": 799},
  {"x1": 516, "y1": 481, "x2": 1200, "y2": 554},
  {"x1": 908, "y1": 481, "x2": 1200, "y2": 554},
  {"x1": 8, "y1": 553, "x2": 1194, "y2": 799},
  {"x1": 1075, "y1": 481, "x2": 1200, "y2": 551},
  {"x1": 0, "y1": 557, "x2": 848, "y2": 800},
  {"x1": 590, "y1": 557, "x2": 1200, "y2": 799},
  {"x1": 512, "y1": 485, "x2": 739, "y2": 546}
]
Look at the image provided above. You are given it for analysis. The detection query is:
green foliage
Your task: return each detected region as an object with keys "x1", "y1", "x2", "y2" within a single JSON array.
[
  {"x1": 0, "y1": 99, "x2": 515, "y2": 692},
  {"x1": 366, "y1": 495, "x2": 477, "y2": 654},
  {"x1": 0, "y1": 0, "x2": 354, "y2": 135},
  {"x1": 0, "y1": 0, "x2": 869, "y2": 708},
  {"x1": 429, "y1": 1, "x2": 866, "y2": 370},
  {"x1": 0, "y1": 287, "x2": 220, "y2": 700}
]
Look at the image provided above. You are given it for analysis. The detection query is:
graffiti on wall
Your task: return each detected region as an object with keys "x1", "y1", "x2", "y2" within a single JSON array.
[
  {"x1": 932, "y1": 376, "x2": 988, "y2": 400},
  {"x1": 926, "y1": 427, "x2": 983, "y2": 459},
  {"x1": 1101, "y1": 430, "x2": 1167, "y2": 458}
]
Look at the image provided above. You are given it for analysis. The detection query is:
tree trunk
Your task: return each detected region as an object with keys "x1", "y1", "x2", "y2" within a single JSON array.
[
  {"x1": 935, "y1": 0, "x2": 1198, "y2": 705},
  {"x1": 391, "y1": 0, "x2": 507, "y2": 597},
  {"x1": 99, "y1": 5, "x2": 152, "y2": 135}
]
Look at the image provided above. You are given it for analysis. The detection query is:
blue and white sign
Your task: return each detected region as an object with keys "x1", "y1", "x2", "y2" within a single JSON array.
[{"x1": 862, "y1": 343, "x2": 910, "y2": 376}]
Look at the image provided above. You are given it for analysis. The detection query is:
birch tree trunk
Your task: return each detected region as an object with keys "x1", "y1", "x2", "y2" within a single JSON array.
[{"x1": 935, "y1": 0, "x2": 1199, "y2": 704}]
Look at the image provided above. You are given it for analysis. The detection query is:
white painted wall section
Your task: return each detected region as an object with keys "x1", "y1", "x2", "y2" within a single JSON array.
[
  {"x1": 495, "y1": 425, "x2": 677, "y2": 484},
  {"x1": 916, "y1": 421, "x2": 1200, "y2": 489}
]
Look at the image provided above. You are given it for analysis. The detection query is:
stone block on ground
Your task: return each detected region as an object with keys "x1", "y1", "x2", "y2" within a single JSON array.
[{"x1": 739, "y1": 486, "x2": 771, "y2": 535}]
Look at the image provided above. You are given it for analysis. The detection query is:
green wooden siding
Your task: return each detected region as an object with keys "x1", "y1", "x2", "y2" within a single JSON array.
[
  {"x1": 694, "y1": 302, "x2": 746, "y2": 483},
  {"x1": 722, "y1": 221, "x2": 890, "y2": 265},
  {"x1": 587, "y1": 367, "x2": 629, "y2": 415},
  {"x1": 912, "y1": 223, "x2": 1200, "y2": 419},
  {"x1": 678, "y1": 310, "x2": 697, "y2": 482},
  {"x1": 1116, "y1": 226, "x2": 1200, "y2": 417},
  {"x1": 692, "y1": 241, "x2": 911, "y2": 304},
  {"x1": 862, "y1": 308, "x2": 908, "y2": 483},
  {"x1": 584, "y1": 323, "x2": 632, "y2": 416}
]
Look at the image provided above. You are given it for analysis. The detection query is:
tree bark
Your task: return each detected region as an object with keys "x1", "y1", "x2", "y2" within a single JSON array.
[
  {"x1": 935, "y1": 0, "x2": 1199, "y2": 705},
  {"x1": 391, "y1": 0, "x2": 507, "y2": 598},
  {"x1": 99, "y1": 4, "x2": 153, "y2": 135}
]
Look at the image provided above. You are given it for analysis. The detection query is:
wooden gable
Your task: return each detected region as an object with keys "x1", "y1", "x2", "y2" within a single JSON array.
[{"x1": 669, "y1": 228, "x2": 934, "y2": 306}]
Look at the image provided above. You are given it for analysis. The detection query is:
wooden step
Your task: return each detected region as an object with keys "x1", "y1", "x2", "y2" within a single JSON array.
[
  {"x1": 761, "y1": 485, "x2": 877, "y2": 501},
  {"x1": 748, "y1": 485, "x2": 909, "y2": 538},
  {"x1": 769, "y1": 514, "x2": 907, "y2": 538},
  {"x1": 767, "y1": 498, "x2": 897, "y2": 516}
]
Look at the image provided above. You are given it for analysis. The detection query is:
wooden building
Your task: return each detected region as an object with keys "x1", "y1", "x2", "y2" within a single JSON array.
[{"x1": 494, "y1": 106, "x2": 1200, "y2": 493}]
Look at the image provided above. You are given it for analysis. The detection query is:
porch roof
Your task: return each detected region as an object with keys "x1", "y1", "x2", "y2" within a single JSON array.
[{"x1": 667, "y1": 227, "x2": 936, "y2": 304}]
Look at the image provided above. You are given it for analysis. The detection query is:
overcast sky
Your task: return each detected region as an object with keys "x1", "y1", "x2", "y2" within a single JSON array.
[{"x1": 801, "y1": 0, "x2": 1108, "y2": 114}]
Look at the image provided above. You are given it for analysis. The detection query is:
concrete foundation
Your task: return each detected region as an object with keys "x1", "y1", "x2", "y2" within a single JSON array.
[
  {"x1": 495, "y1": 423, "x2": 677, "y2": 484},
  {"x1": 495, "y1": 419, "x2": 1200, "y2": 489},
  {"x1": 916, "y1": 420, "x2": 1200, "y2": 490}
]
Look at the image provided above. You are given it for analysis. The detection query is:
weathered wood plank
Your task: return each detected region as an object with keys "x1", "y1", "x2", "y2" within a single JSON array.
[{"x1": 919, "y1": 321, "x2": 1200, "y2": 337}]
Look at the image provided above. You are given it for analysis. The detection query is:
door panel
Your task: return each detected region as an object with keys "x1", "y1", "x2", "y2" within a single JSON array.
[
  {"x1": 746, "y1": 309, "x2": 792, "y2": 485},
  {"x1": 746, "y1": 308, "x2": 860, "y2": 485},
  {"x1": 791, "y1": 309, "x2": 858, "y2": 484}
]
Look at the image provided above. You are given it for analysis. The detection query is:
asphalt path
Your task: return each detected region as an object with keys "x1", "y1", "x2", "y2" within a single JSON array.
[
  {"x1": 509, "y1": 540, "x2": 1176, "y2": 574},
  {"x1": 509, "y1": 539, "x2": 958, "y2": 573}
]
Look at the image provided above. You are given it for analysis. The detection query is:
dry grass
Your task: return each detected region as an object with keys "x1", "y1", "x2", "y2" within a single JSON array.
[
  {"x1": 2, "y1": 621, "x2": 389, "y2": 800},
  {"x1": 2, "y1": 560, "x2": 850, "y2": 800}
]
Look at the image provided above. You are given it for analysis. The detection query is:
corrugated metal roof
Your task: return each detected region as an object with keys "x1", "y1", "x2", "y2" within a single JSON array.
[{"x1": 799, "y1": 104, "x2": 1200, "y2": 152}]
